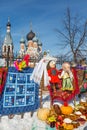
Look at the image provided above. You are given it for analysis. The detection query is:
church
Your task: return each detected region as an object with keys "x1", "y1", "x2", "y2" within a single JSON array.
[{"x1": 2, "y1": 18, "x2": 43, "y2": 64}]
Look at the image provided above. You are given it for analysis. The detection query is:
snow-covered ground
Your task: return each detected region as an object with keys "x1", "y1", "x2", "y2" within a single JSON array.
[
  {"x1": 0, "y1": 101, "x2": 50, "y2": 130},
  {"x1": 0, "y1": 93, "x2": 87, "y2": 130}
]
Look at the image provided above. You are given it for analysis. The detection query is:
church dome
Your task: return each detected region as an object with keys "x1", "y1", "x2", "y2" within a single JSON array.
[
  {"x1": 20, "y1": 37, "x2": 25, "y2": 44},
  {"x1": 26, "y1": 30, "x2": 35, "y2": 41},
  {"x1": 7, "y1": 21, "x2": 11, "y2": 27},
  {"x1": 33, "y1": 36, "x2": 38, "y2": 42}
]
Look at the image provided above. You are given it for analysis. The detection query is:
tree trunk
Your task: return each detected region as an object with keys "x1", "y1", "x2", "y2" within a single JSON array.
[{"x1": 73, "y1": 53, "x2": 77, "y2": 63}]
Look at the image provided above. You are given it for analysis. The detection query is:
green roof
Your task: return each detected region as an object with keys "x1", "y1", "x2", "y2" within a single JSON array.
[{"x1": 20, "y1": 37, "x2": 25, "y2": 44}]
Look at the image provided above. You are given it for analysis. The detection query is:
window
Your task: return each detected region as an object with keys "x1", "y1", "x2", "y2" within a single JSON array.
[
  {"x1": 8, "y1": 46, "x2": 10, "y2": 52},
  {"x1": 4, "y1": 46, "x2": 6, "y2": 52}
]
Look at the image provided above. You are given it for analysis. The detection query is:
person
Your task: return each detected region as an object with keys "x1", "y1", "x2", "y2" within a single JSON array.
[{"x1": 59, "y1": 62, "x2": 74, "y2": 92}]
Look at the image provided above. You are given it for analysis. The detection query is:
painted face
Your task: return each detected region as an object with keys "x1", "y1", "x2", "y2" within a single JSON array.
[
  {"x1": 49, "y1": 61, "x2": 56, "y2": 68},
  {"x1": 62, "y1": 62, "x2": 70, "y2": 71}
]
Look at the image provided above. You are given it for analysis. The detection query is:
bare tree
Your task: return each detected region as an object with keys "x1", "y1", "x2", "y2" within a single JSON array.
[{"x1": 55, "y1": 8, "x2": 87, "y2": 63}]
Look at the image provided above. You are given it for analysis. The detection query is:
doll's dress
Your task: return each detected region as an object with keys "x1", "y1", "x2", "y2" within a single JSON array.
[
  {"x1": 48, "y1": 68, "x2": 60, "y2": 83},
  {"x1": 62, "y1": 72, "x2": 73, "y2": 91},
  {"x1": 48, "y1": 68, "x2": 61, "y2": 91}
]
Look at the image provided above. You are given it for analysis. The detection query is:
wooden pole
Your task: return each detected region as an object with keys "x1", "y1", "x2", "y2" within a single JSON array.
[
  {"x1": 21, "y1": 113, "x2": 24, "y2": 118},
  {"x1": 39, "y1": 73, "x2": 44, "y2": 108}
]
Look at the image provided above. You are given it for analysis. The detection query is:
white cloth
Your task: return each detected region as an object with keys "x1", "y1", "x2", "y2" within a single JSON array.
[{"x1": 30, "y1": 58, "x2": 50, "y2": 86}]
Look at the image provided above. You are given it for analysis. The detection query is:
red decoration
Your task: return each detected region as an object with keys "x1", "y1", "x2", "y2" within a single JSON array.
[
  {"x1": 56, "y1": 115, "x2": 63, "y2": 129},
  {"x1": 14, "y1": 54, "x2": 30, "y2": 71},
  {"x1": 23, "y1": 54, "x2": 30, "y2": 66},
  {"x1": 55, "y1": 122, "x2": 60, "y2": 129},
  {"x1": 48, "y1": 68, "x2": 80, "y2": 104},
  {"x1": 0, "y1": 67, "x2": 8, "y2": 95},
  {"x1": 64, "y1": 102, "x2": 68, "y2": 106}
]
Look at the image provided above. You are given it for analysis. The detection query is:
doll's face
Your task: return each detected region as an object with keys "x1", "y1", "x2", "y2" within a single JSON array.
[
  {"x1": 49, "y1": 61, "x2": 56, "y2": 68},
  {"x1": 62, "y1": 63, "x2": 70, "y2": 71}
]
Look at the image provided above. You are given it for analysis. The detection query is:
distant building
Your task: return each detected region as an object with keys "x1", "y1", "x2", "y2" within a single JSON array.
[
  {"x1": 18, "y1": 29, "x2": 42, "y2": 59},
  {"x1": 2, "y1": 18, "x2": 14, "y2": 59},
  {"x1": 2, "y1": 19, "x2": 43, "y2": 67}
]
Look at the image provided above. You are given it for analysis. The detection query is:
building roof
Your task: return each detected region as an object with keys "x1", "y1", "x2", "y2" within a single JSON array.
[
  {"x1": 6, "y1": 17, "x2": 11, "y2": 27},
  {"x1": 26, "y1": 30, "x2": 35, "y2": 41},
  {"x1": 7, "y1": 21, "x2": 11, "y2": 27},
  {"x1": 33, "y1": 36, "x2": 38, "y2": 42},
  {"x1": 20, "y1": 37, "x2": 25, "y2": 44},
  {"x1": 3, "y1": 19, "x2": 13, "y2": 46},
  {"x1": 4, "y1": 32, "x2": 13, "y2": 45}
]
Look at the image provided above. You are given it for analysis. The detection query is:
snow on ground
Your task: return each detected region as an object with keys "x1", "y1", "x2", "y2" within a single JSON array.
[
  {"x1": 0, "y1": 93, "x2": 87, "y2": 130},
  {"x1": 0, "y1": 102, "x2": 50, "y2": 130}
]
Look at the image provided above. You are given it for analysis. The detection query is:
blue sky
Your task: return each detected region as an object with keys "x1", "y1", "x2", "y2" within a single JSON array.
[{"x1": 0, "y1": 0, "x2": 87, "y2": 56}]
